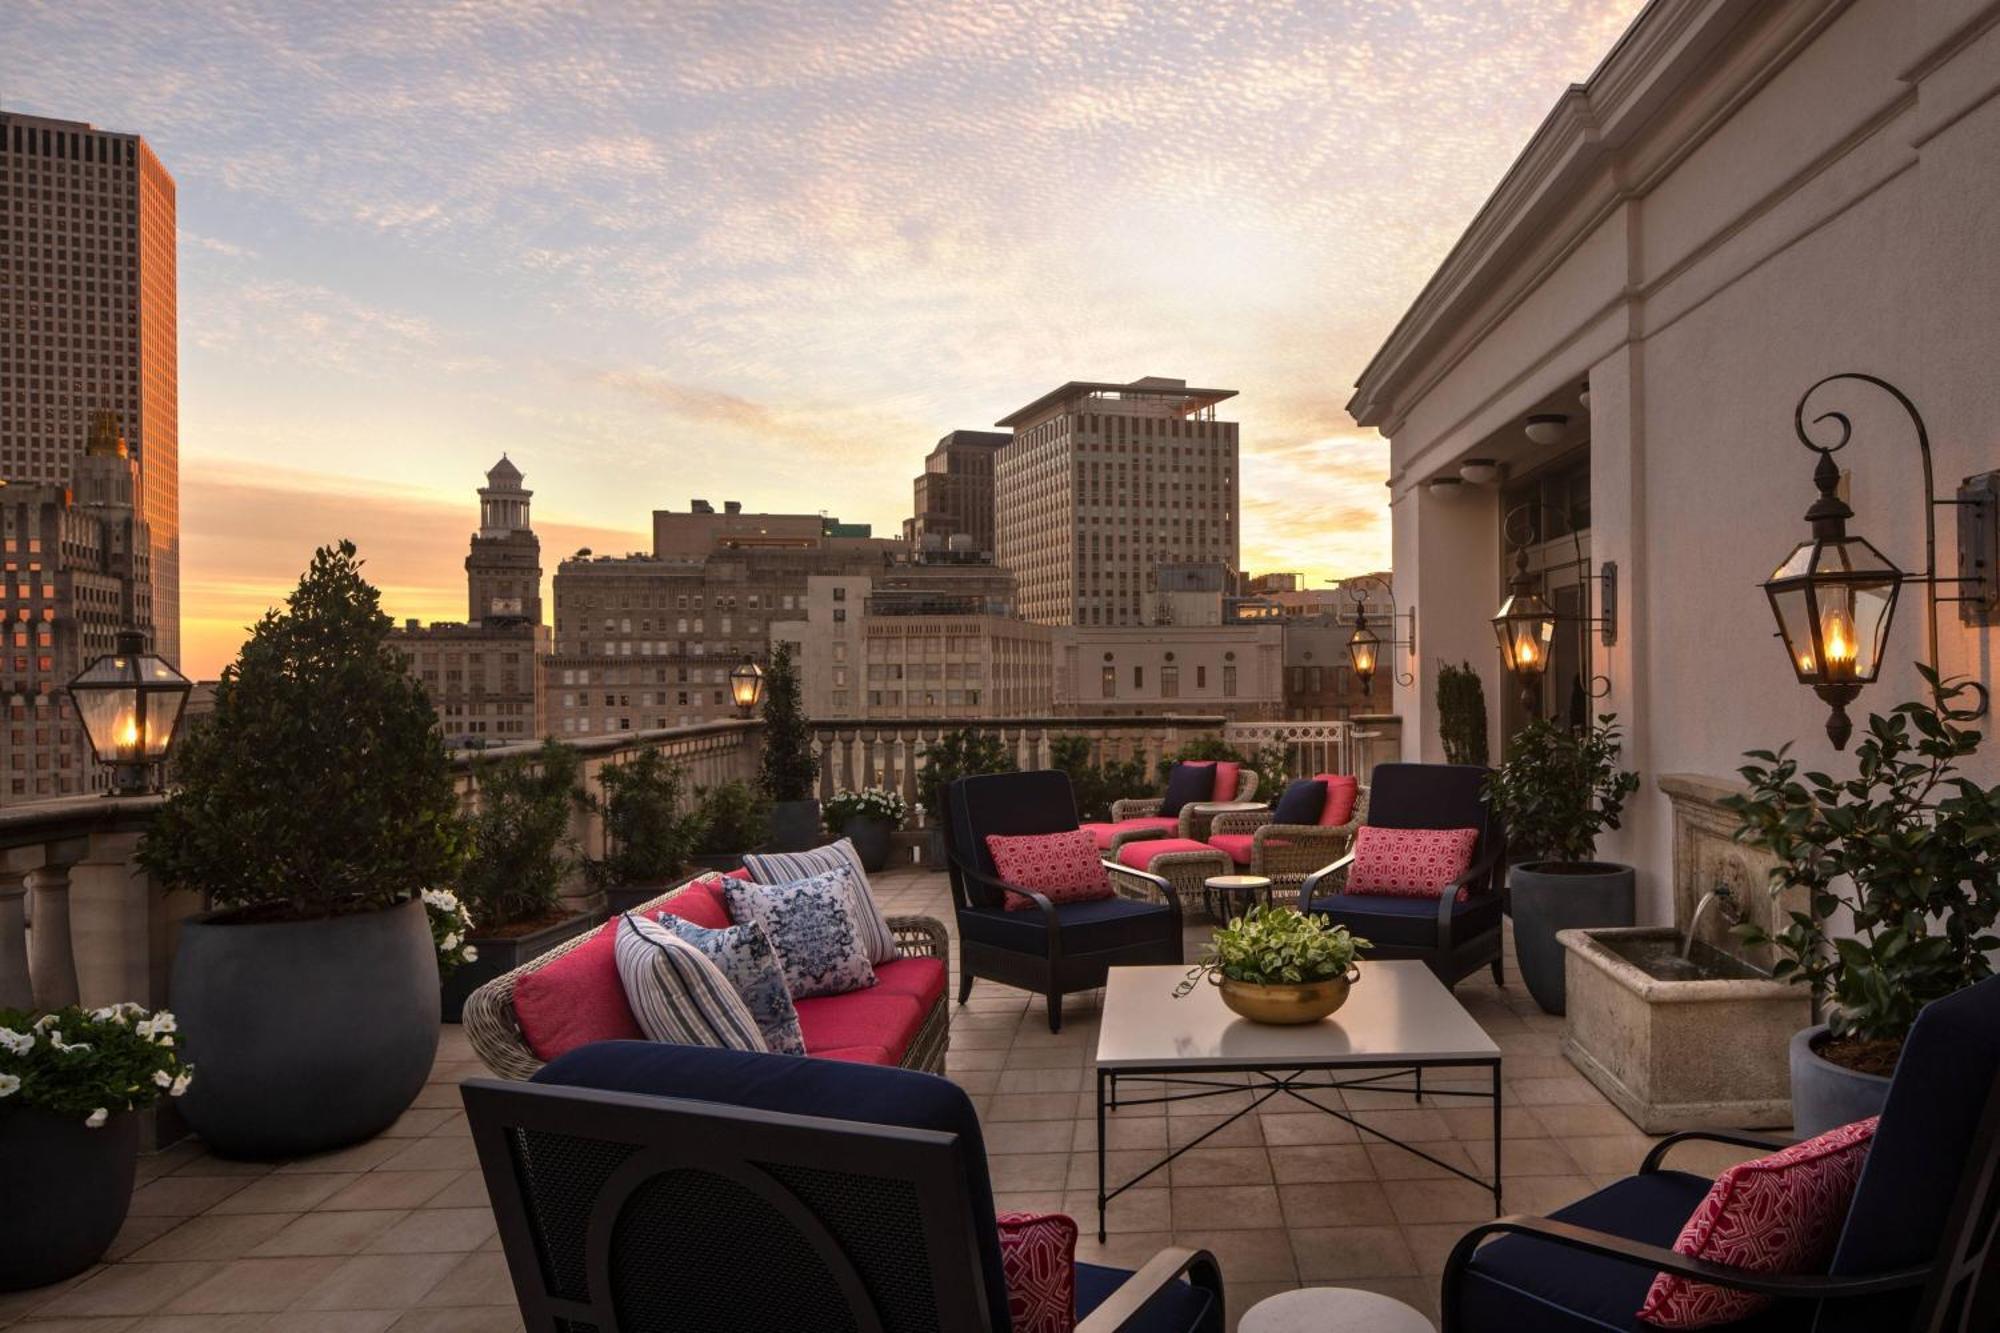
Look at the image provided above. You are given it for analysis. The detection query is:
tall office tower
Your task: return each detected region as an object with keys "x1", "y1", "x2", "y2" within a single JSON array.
[
  {"x1": 467, "y1": 455, "x2": 542, "y2": 625},
  {"x1": 903, "y1": 429, "x2": 1008, "y2": 551},
  {"x1": 993, "y1": 377, "x2": 1238, "y2": 627},
  {"x1": 0, "y1": 110, "x2": 179, "y2": 665}
]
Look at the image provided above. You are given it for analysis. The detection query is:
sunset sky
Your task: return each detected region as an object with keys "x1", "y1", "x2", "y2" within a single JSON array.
[{"x1": 13, "y1": 0, "x2": 1645, "y2": 678}]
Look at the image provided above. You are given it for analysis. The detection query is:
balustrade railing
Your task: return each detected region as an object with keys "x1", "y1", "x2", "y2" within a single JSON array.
[{"x1": 1221, "y1": 715, "x2": 1403, "y2": 781}]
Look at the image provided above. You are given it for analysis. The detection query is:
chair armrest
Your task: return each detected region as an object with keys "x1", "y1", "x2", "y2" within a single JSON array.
[
  {"x1": 1210, "y1": 809, "x2": 1274, "y2": 836},
  {"x1": 1110, "y1": 797, "x2": 1164, "y2": 822},
  {"x1": 1300, "y1": 850, "x2": 1355, "y2": 900},
  {"x1": 1178, "y1": 801, "x2": 1266, "y2": 840},
  {"x1": 1642, "y1": 1130, "x2": 1794, "y2": 1174},
  {"x1": 886, "y1": 915, "x2": 948, "y2": 961},
  {"x1": 1076, "y1": 1246, "x2": 1225, "y2": 1333}
]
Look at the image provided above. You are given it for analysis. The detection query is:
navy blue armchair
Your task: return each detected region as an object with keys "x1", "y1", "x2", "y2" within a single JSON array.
[
  {"x1": 464, "y1": 1041, "x2": 1224, "y2": 1332},
  {"x1": 1300, "y1": 762, "x2": 1506, "y2": 988},
  {"x1": 945, "y1": 770, "x2": 1185, "y2": 1032},
  {"x1": 1441, "y1": 972, "x2": 2000, "y2": 1331}
]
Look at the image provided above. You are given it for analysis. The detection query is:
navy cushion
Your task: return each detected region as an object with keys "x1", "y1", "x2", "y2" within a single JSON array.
[
  {"x1": 1271, "y1": 779, "x2": 1328, "y2": 826},
  {"x1": 535, "y1": 1041, "x2": 1012, "y2": 1332},
  {"x1": 1076, "y1": 1260, "x2": 1219, "y2": 1332},
  {"x1": 1158, "y1": 763, "x2": 1216, "y2": 818},
  {"x1": 1303, "y1": 890, "x2": 1501, "y2": 949},
  {"x1": 959, "y1": 895, "x2": 1178, "y2": 955}
]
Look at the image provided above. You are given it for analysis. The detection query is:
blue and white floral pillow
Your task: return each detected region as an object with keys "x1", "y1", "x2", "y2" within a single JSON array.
[
  {"x1": 663, "y1": 914, "x2": 806, "y2": 1056},
  {"x1": 723, "y1": 868, "x2": 878, "y2": 999}
]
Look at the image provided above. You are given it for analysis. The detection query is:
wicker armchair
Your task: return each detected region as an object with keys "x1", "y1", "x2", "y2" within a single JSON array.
[
  {"x1": 1108, "y1": 768, "x2": 1262, "y2": 840},
  {"x1": 463, "y1": 879, "x2": 951, "y2": 1081},
  {"x1": 1207, "y1": 785, "x2": 1369, "y2": 899}
]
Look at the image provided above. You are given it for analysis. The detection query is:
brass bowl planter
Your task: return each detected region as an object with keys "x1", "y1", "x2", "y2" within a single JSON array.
[{"x1": 1213, "y1": 967, "x2": 1360, "y2": 1025}]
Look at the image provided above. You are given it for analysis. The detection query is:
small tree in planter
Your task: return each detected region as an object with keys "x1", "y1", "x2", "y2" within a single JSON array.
[
  {"x1": 916, "y1": 728, "x2": 1016, "y2": 862},
  {"x1": 1724, "y1": 672, "x2": 2000, "y2": 1132},
  {"x1": 1437, "y1": 661, "x2": 1490, "y2": 766},
  {"x1": 758, "y1": 643, "x2": 820, "y2": 850},
  {"x1": 586, "y1": 746, "x2": 701, "y2": 913},
  {"x1": 823, "y1": 787, "x2": 911, "y2": 872},
  {"x1": 140, "y1": 541, "x2": 464, "y2": 1158},
  {"x1": 1050, "y1": 734, "x2": 1151, "y2": 822},
  {"x1": 1483, "y1": 713, "x2": 1642, "y2": 1014},
  {"x1": 687, "y1": 779, "x2": 770, "y2": 870}
]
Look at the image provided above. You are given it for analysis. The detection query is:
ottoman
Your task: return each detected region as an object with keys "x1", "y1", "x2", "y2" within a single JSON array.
[{"x1": 1114, "y1": 838, "x2": 1234, "y2": 915}]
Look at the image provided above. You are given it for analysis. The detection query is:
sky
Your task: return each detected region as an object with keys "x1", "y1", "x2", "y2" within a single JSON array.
[{"x1": 10, "y1": 0, "x2": 1647, "y2": 679}]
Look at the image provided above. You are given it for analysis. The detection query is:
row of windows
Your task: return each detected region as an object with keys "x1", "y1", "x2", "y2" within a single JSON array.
[{"x1": 1099, "y1": 663, "x2": 1238, "y2": 698}]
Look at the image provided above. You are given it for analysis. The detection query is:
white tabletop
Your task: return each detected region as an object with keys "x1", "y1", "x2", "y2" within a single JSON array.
[
  {"x1": 1238, "y1": 1287, "x2": 1434, "y2": 1333},
  {"x1": 1096, "y1": 961, "x2": 1500, "y2": 1070}
]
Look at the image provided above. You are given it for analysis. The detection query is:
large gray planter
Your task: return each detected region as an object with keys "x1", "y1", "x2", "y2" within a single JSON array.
[
  {"x1": 1790, "y1": 1024, "x2": 1893, "y2": 1137},
  {"x1": 839, "y1": 816, "x2": 895, "y2": 872},
  {"x1": 0, "y1": 1106, "x2": 139, "y2": 1291},
  {"x1": 1510, "y1": 861, "x2": 1636, "y2": 1015},
  {"x1": 767, "y1": 799, "x2": 822, "y2": 852},
  {"x1": 171, "y1": 897, "x2": 439, "y2": 1159}
]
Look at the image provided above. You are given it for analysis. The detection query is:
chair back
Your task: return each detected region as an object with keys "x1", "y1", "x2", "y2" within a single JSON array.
[
  {"x1": 1820, "y1": 972, "x2": 2000, "y2": 1333},
  {"x1": 1364, "y1": 762, "x2": 1505, "y2": 883},
  {"x1": 945, "y1": 770, "x2": 1080, "y2": 910},
  {"x1": 465, "y1": 1041, "x2": 1011, "y2": 1332}
]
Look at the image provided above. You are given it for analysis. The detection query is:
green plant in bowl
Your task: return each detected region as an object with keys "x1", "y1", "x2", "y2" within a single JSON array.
[{"x1": 1182, "y1": 906, "x2": 1371, "y2": 1024}]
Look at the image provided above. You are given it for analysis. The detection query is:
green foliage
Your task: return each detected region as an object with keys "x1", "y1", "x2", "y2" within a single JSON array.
[
  {"x1": 1483, "y1": 714, "x2": 1640, "y2": 865},
  {"x1": 690, "y1": 780, "x2": 769, "y2": 855},
  {"x1": 1437, "y1": 662, "x2": 1490, "y2": 767},
  {"x1": 916, "y1": 728, "x2": 1017, "y2": 824},
  {"x1": 823, "y1": 786, "x2": 910, "y2": 831},
  {"x1": 138, "y1": 542, "x2": 465, "y2": 919},
  {"x1": 587, "y1": 747, "x2": 701, "y2": 889},
  {"x1": 757, "y1": 643, "x2": 817, "y2": 803},
  {"x1": 461, "y1": 740, "x2": 582, "y2": 927},
  {"x1": 1049, "y1": 734, "x2": 1153, "y2": 821},
  {"x1": 1153, "y1": 738, "x2": 1288, "y2": 789},
  {"x1": 1197, "y1": 906, "x2": 1369, "y2": 985},
  {"x1": 0, "y1": 1005, "x2": 191, "y2": 1125},
  {"x1": 1723, "y1": 672, "x2": 2000, "y2": 1044}
]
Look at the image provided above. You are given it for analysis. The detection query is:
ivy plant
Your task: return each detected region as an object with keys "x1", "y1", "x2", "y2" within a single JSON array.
[{"x1": 1188, "y1": 906, "x2": 1370, "y2": 986}]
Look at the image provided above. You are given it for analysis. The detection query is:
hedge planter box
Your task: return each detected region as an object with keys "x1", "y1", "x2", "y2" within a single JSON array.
[
  {"x1": 0, "y1": 1106, "x2": 139, "y2": 1291},
  {"x1": 441, "y1": 909, "x2": 599, "y2": 1023},
  {"x1": 1510, "y1": 861, "x2": 1636, "y2": 1015},
  {"x1": 1791, "y1": 1024, "x2": 1893, "y2": 1138}
]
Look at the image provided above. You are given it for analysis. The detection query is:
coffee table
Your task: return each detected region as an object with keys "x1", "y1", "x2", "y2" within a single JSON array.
[{"x1": 1093, "y1": 961, "x2": 1502, "y2": 1241}]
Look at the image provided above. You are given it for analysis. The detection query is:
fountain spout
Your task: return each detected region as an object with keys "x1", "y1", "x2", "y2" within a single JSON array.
[{"x1": 1682, "y1": 883, "x2": 1742, "y2": 961}]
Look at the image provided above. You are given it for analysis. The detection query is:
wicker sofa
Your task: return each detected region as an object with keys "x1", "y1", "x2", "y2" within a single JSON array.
[
  {"x1": 1206, "y1": 784, "x2": 1370, "y2": 900},
  {"x1": 463, "y1": 878, "x2": 952, "y2": 1081}
]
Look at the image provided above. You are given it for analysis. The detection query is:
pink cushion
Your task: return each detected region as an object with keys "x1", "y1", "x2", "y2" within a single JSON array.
[
  {"x1": 997, "y1": 1211, "x2": 1078, "y2": 1333},
  {"x1": 1345, "y1": 825, "x2": 1479, "y2": 899},
  {"x1": 1078, "y1": 817, "x2": 1176, "y2": 851},
  {"x1": 1638, "y1": 1117, "x2": 1879, "y2": 1327},
  {"x1": 872, "y1": 955, "x2": 947, "y2": 1012},
  {"x1": 724, "y1": 866, "x2": 753, "y2": 880},
  {"x1": 1180, "y1": 759, "x2": 1241, "y2": 802},
  {"x1": 1207, "y1": 832, "x2": 1290, "y2": 867},
  {"x1": 657, "y1": 875, "x2": 732, "y2": 928},
  {"x1": 986, "y1": 830, "x2": 1114, "y2": 911},
  {"x1": 1313, "y1": 774, "x2": 1359, "y2": 827},
  {"x1": 793, "y1": 989, "x2": 925, "y2": 1061},
  {"x1": 1115, "y1": 837, "x2": 1224, "y2": 870}
]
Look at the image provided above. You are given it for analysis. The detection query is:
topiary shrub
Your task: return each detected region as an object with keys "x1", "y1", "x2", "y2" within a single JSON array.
[
  {"x1": 691, "y1": 780, "x2": 770, "y2": 855},
  {"x1": 758, "y1": 642, "x2": 816, "y2": 804},
  {"x1": 586, "y1": 746, "x2": 700, "y2": 890},
  {"x1": 461, "y1": 739, "x2": 583, "y2": 928},
  {"x1": 1437, "y1": 661, "x2": 1490, "y2": 767}
]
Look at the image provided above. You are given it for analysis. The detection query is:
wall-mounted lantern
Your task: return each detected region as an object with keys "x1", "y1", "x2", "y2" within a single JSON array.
[
  {"x1": 728, "y1": 656, "x2": 766, "y2": 718},
  {"x1": 67, "y1": 630, "x2": 191, "y2": 796},
  {"x1": 1492, "y1": 504, "x2": 1617, "y2": 717},
  {"x1": 1345, "y1": 576, "x2": 1415, "y2": 698}
]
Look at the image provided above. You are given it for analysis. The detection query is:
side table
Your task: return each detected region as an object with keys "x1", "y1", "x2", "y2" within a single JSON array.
[
  {"x1": 1204, "y1": 872, "x2": 1274, "y2": 919},
  {"x1": 1239, "y1": 1287, "x2": 1434, "y2": 1332}
]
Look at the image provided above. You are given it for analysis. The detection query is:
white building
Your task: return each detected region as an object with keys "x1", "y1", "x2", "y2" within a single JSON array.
[{"x1": 1053, "y1": 623, "x2": 1282, "y2": 720}]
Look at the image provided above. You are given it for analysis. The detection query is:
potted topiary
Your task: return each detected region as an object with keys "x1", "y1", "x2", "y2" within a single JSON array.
[
  {"x1": 758, "y1": 642, "x2": 820, "y2": 851},
  {"x1": 916, "y1": 727, "x2": 1017, "y2": 864},
  {"x1": 141, "y1": 542, "x2": 465, "y2": 1158},
  {"x1": 686, "y1": 779, "x2": 770, "y2": 872},
  {"x1": 444, "y1": 739, "x2": 591, "y2": 1021},
  {"x1": 1724, "y1": 672, "x2": 2000, "y2": 1135},
  {"x1": 822, "y1": 786, "x2": 910, "y2": 872},
  {"x1": 0, "y1": 1004, "x2": 191, "y2": 1290},
  {"x1": 1484, "y1": 713, "x2": 1642, "y2": 1015},
  {"x1": 586, "y1": 746, "x2": 702, "y2": 914},
  {"x1": 1178, "y1": 906, "x2": 1371, "y2": 1025},
  {"x1": 1437, "y1": 661, "x2": 1490, "y2": 766}
]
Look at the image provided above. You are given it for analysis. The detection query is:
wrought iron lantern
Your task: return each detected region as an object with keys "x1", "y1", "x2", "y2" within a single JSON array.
[
  {"x1": 728, "y1": 656, "x2": 766, "y2": 718},
  {"x1": 1491, "y1": 548, "x2": 1558, "y2": 712},
  {"x1": 67, "y1": 630, "x2": 191, "y2": 795},
  {"x1": 1344, "y1": 576, "x2": 1414, "y2": 697}
]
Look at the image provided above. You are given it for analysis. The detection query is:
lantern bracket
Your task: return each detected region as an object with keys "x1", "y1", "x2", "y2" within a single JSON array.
[{"x1": 1344, "y1": 575, "x2": 1415, "y2": 692}]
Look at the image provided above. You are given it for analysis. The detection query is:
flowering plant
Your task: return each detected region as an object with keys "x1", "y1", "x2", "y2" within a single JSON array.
[
  {"x1": 422, "y1": 888, "x2": 480, "y2": 978},
  {"x1": 0, "y1": 1003, "x2": 192, "y2": 1127},
  {"x1": 823, "y1": 786, "x2": 910, "y2": 831}
]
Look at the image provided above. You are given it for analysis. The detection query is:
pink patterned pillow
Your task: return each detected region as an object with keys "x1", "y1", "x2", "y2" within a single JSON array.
[
  {"x1": 1345, "y1": 825, "x2": 1479, "y2": 899},
  {"x1": 1637, "y1": 1117, "x2": 1878, "y2": 1328},
  {"x1": 985, "y1": 830, "x2": 1114, "y2": 912},
  {"x1": 997, "y1": 1211, "x2": 1077, "y2": 1333}
]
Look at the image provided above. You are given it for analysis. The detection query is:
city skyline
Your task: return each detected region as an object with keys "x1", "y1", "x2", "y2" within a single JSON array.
[{"x1": 11, "y1": 0, "x2": 1646, "y2": 679}]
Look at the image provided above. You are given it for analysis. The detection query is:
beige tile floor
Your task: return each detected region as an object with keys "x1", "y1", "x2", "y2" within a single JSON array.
[{"x1": 0, "y1": 868, "x2": 1766, "y2": 1331}]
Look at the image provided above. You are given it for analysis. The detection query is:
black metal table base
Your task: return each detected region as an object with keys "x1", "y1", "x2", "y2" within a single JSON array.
[{"x1": 1095, "y1": 1059, "x2": 1502, "y2": 1242}]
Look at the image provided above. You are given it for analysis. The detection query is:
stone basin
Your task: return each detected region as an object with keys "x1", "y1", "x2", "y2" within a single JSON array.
[{"x1": 1558, "y1": 926, "x2": 1809, "y2": 1133}]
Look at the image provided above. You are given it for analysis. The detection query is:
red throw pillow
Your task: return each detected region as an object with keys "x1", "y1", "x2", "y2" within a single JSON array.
[
  {"x1": 1312, "y1": 773, "x2": 1359, "y2": 827},
  {"x1": 658, "y1": 874, "x2": 731, "y2": 928},
  {"x1": 1637, "y1": 1117, "x2": 1879, "y2": 1328},
  {"x1": 985, "y1": 830, "x2": 1114, "y2": 912},
  {"x1": 1345, "y1": 825, "x2": 1479, "y2": 900},
  {"x1": 997, "y1": 1211, "x2": 1078, "y2": 1333},
  {"x1": 512, "y1": 923, "x2": 641, "y2": 1061}
]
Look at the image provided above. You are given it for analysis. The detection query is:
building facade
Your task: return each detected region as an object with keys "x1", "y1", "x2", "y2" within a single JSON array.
[
  {"x1": 1052, "y1": 623, "x2": 1281, "y2": 720},
  {"x1": 1, "y1": 110, "x2": 179, "y2": 666},
  {"x1": 994, "y1": 376, "x2": 1239, "y2": 627},
  {"x1": 904, "y1": 429, "x2": 1007, "y2": 551}
]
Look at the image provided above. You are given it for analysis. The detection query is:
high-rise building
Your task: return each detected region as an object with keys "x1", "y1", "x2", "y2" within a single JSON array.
[
  {"x1": 903, "y1": 429, "x2": 1007, "y2": 551},
  {"x1": 994, "y1": 377, "x2": 1237, "y2": 627},
  {"x1": 1, "y1": 110, "x2": 179, "y2": 666}
]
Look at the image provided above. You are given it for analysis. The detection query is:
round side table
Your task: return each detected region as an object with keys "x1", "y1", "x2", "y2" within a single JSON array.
[
  {"x1": 1238, "y1": 1287, "x2": 1433, "y2": 1333},
  {"x1": 1203, "y1": 873, "x2": 1274, "y2": 919}
]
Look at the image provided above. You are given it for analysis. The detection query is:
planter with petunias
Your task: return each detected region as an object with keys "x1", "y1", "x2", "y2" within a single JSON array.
[
  {"x1": 0, "y1": 1004, "x2": 191, "y2": 1290},
  {"x1": 823, "y1": 786, "x2": 910, "y2": 872}
]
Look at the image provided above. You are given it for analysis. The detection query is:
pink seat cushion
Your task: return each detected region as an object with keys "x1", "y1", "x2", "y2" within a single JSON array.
[
  {"x1": 986, "y1": 830, "x2": 1114, "y2": 911},
  {"x1": 872, "y1": 955, "x2": 947, "y2": 1012},
  {"x1": 1638, "y1": 1117, "x2": 1879, "y2": 1327},
  {"x1": 1312, "y1": 774, "x2": 1360, "y2": 827},
  {"x1": 1206, "y1": 833, "x2": 1288, "y2": 867},
  {"x1": 793, "y1": 989, "x2": 926, "y2": 1061},
  {"x1": 1115, "y1": 837, "x2": 1226, "y2": 870},
  {"x1": 812, "y1": 1044, "x2": 897, "y2": 1067},
  {"x1": 1180, "y1": 759, "x2": 1241, "y2": 802},
  {"x1": 1078, "y1": 817, "x2": 1177, "y2": 851},
  {"x1": 1345, "y1": 826, "x2": 1479, "y2": 899},
  {"x1": 998, "y1": 1211, "x2": 1079, "y2": 1333}
]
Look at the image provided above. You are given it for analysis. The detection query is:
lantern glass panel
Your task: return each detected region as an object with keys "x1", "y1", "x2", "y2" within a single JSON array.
[
  {"x1": 1765, "y1": 535, "x2": 1901, "y2": 685},
  {"x1": 1491, "y1": 591, "x2": 1556, "y2": 676},
  {"x1": 1348, "y1": 627, "x2": 1379, "y2": 678},
  {"x1": 728, "y1": 662, "x2": 764, "y2": 710}
]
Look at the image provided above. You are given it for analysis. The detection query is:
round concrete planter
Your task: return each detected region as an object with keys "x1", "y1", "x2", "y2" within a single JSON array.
[
  {"x1": 1790, "y1": 1024, "x2": 1893, "y2": 1137},
  {"x1": 171, "y1": 896, "x2": 440, "y2": 1159},
  {"x1": 1509, "y1": 861, "x2": 1637, "y2": 1015},
  {"x1": 766, "y1": 799, "x2": 822, "y2": 852},
  {"x1": 0, "y1": 1106, "x2": 139, "y2": 1291},
  {"x1": 838, "y1": 816, "x2": 896, "y2": 872}
]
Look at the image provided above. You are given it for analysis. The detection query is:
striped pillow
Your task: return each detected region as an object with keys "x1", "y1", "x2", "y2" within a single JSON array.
[
  {"x1": 742, "y1": 838, "x2": 898, "y2": 964},
  {"x1": 612, "y1": 912, "x2": 768, "y2": 1053}
]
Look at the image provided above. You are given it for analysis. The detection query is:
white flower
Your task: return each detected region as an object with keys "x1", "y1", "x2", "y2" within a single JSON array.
[
  {"x1": 0, "y1": 1027, "x2": 32, "y2": 1056},
  {"x1": 0, "y1": 1073, "x2": 18, "y2": 1097},
  {"x1": 150, "y1": 1011, "x2": 177, "y2": 1034},
  {"x1": 461, "y1": 946, "x2": 478, "y2": 963},
  {"x1": 51, "y1": 1036, "x2": 92, "y2": 1054},
  {"x1": 157, "y1": 1035, "x2": 174, "y2": 1048},
  {"x1": 153, "y1": 1069, "x2": 173, "y2": 1088},
  {"x1": 441, "y1": 932, "x2": 461, "y2": 952},
  {"x1": 170, "y1": 1072, "x2": 192, "y2": 1097},
  {"x1": 85, "y1": 1107, "x2": 108, "y2": 1129},
  {"x1": 32, "y1": 1013, "x2": 59, "y2": 1031}
]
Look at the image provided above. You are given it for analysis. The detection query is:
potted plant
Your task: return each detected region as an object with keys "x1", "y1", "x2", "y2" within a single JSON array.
[
  {"x1": 916, "y1": 727, "x2": 1017, "y2": 864},
  {"x1": 141, "y1": 542, "x2": 464, "y2": 1158},
  {"x1": 1483, "y1": 713, "x2": 1642, "y2": 1015},
  {"x1": 444, "y1": 739, "x2": 591, "y2": 1021},
  {"x1": 758, "y1": 641, "x2": 820, "y2": 851},
  {"x1": 822, "y1": 786, "x2": 910, "y2": 872},
  {"x1": 0, "y1": 1004, "x2": 191, "y2": 1290},
  {"x1": 1179, "y1": 906, "x2": 1370, "y2": 1025},
  {"x1": 586, "y1": 746, "x2": 701, "y2": 914},
  {"x1": 686, "y1": 779, "x2": 770, "y2": 872},
  {"x1": 1437, "y1": 661, "x2": 1490, "y2": 766},
  {"x1": 1050, "y1": 734, "x2": 1152, "y2": 822},
  {"x1": 1724, "y1": 673, "x2": 2000, "y2": 1134}
]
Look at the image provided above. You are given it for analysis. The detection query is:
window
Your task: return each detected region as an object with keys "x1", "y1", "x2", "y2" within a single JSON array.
[
  {"x1": 1101, "y1": 665, "x2": 1116, "y2": 698},
  {"x1": 833, "y1": 609, "x2": 846, "y2": 624},
  {"x1": 1133, "y1": 665, "x2": 1144, "y2": 690},
  {"x1": 1196, "y1": 664, "x2": 1207, "y2": 689},
  {"x1": 1222, "y1": 665, "x2": 1237, "y2": 697},
  {"x1": 1161, "y1": 665, "x2": 1178, "y2": 698}
]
